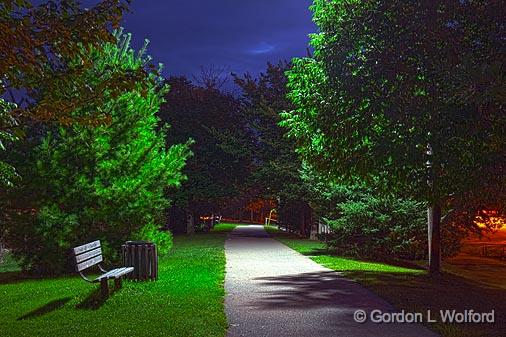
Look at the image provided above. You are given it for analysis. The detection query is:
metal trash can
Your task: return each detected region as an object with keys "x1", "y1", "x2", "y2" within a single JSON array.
[{"x1": 121, "y1": 241, "x2": 158, "y2": 281}]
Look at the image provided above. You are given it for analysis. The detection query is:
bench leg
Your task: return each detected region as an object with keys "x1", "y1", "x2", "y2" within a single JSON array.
[
  {"x1": 100, "y1": 279, "x2": 109, "y2": 299},
  {"x1": 114, "y1": 277, "x2": 122, "y2": 289}
]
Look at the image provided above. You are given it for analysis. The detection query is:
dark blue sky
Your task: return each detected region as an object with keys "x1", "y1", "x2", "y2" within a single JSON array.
[{"x1": 114, "y1": 0, "x2": 316, "y2": 79}]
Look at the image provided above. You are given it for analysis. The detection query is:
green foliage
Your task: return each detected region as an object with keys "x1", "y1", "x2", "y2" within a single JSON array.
[
  {"x1": 133, "y1": 223, "x2": 173, "y2": 256},
  {"x1": 282, "y1": 0, "x2": 505, "y2": 204},
  {"x1": 0, "y1": 99, "x2": 20, "y2": 187},
  {"x1": 28, "y1": 205, "x2": 80, "y2": 272},
  {"x1": 4, "y1": 30, "x2": 191, "y2": 274},
  {"x1": 324, "y1": 196, "x2": 428, "y2": 260},
  {"x1": 234, "y1": 63, "x2": 313, "y2": 233},
  {"x1": 304, "y1": 162, "x2": 430, "y2": 259},
  {"x1": 299, "y1": 162, "x2": 368, "y2": 218},
  {"x1": 0, "y1": 1, "x2": 133, "y2": 188},
  {"x1": 302, "y1": 164, "x2": 465, "y2": 259},
  {"x1": 235, "y1": 63, "x2": 304, "y2": 200},
  {"x1": 281, "y1": 0, "x2": 506, "y2": 257},
  {"x1": 0, "y1": 251, "x2": 20, "y2": 273},
  {"x1": 1, "y1": 0, "x2": 132, "y2": 123}
]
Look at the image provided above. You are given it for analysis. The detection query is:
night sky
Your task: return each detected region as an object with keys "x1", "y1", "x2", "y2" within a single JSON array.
[{"x1": 115, "y1": 0, "x2": 316, "y2": 81}]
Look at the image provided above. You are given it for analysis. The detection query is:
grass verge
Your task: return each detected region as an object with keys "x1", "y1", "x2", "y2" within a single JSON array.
[
  {"x1": 266, "y1": 226, "x2": 505, "y2": 337},
  {"x1": 0, "y1": 225, "x2": 237, "y2": 337},
  {"x1": 211, "y1": 222, "x2": 238, "y2": 233}
]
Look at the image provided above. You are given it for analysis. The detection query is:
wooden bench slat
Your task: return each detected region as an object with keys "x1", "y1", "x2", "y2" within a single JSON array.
[
  {"x1": 97, "y1": 267, "x2": 127, "y2": 280},
  {"x1": 96, "y1": 268, "x2": 126, "y2": 281},
  {"x1": 73, "y1": 240, "x2": 101, "y2": 255},
  {"x1": 76, "y1": 255, "x2": 103, "y2": 272},
  {"x1": 95, "y1": 267, "x2": 133, "y2": 282},
  {"x1": 108, "y1": 267, "x2": 133, "y2": 279},
  {"x1": 75, "y1": 247, "x2": 102, "y2": 263}
]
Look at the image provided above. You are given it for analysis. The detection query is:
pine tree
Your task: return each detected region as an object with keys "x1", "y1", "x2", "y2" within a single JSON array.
[{"x1": 5, "y1": 30, "x2": 191, "y2": 274}]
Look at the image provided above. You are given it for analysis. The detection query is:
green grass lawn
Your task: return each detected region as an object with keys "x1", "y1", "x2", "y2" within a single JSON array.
[
  {"x1": 211, "y1": 222, "x2": 238, "y2": 233},
  {"x1": 267, "y1": 226, "x2": 506, "y2": 337},
  {"x1": 0, "y1": 223, "x2": 237, "y2": 337}
]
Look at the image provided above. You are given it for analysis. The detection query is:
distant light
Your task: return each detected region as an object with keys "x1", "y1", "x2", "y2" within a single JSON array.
[{"x1": 475, "y1": 210, "x2": 505, "y2": 230}]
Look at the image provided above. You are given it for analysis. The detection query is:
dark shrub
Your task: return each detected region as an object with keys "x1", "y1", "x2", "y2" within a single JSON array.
[
  {"x1": 323, "y1": 197, "x2": 427, "y2": 260},
  {"x1": 322, "y1": 195, "x2": 465, "y2": 260}
]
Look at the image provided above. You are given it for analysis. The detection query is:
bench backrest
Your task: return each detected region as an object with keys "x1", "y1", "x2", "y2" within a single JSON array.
[{"x1": 72, "y1": 240, "x2": 103, "y2": 272}]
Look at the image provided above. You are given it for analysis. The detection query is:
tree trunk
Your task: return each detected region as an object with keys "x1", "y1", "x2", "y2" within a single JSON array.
[
  {"x1": 300, "y1": 209, "x2": 305, "y2": 237},
  {"x1": 427, "y1": 203, "x2": 441, "y2": 274},
  {"x1": 309, "y1": 210, "x2": 317, "y2": 240},
  {"x1": 0, "y1": 239, "x2": 4, "y2": 264},
  {"x1": 186, "y1": 211, "x2": 195, "y2": 235}
]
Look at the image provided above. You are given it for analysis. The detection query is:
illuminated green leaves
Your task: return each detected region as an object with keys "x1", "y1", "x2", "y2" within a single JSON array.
[
  {"x1": 5, "y1": 30, "x2": 191, "y2": 273},
  {"x1": 281, "y1": 0, "x2": 506, "y2": 210}
]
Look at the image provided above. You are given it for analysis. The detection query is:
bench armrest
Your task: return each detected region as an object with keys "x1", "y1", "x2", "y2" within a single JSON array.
[
  {"x1": 79, "y1": 272, "x2": 94, "y2": 283},
  {"x1": 98, "y1": 264, "x2": 109, "y2": 273}
]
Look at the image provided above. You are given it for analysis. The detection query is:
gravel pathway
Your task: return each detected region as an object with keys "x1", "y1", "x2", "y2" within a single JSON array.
[{"x1": 224, "y1": 225, "x2": 438, "y2": 337}]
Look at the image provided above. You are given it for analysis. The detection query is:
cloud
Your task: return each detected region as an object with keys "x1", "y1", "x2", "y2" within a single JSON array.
[
  {"x1": 82, "y1": 0, "x2": 316, "y2": 78},
  {"x1": 247, "y1": 42, "x2": 275, "y2": 55}
]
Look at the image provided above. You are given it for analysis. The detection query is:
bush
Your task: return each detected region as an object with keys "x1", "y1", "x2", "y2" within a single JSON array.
[
  {"x1": 302, "y1": 165, "x2": 464, "y2": 261},
  {"x1": 32, "y1": 206, "x2": 79, "y2": 273},
  {"x1": 323, "y1": 197, "x2": 427, "y2": 260},
  {"x1": 133, "y1": 223, "x2": 173, "y2": 256},
  {"x1": 323, "y1": 195, "x2": 464, "y2": 260}
]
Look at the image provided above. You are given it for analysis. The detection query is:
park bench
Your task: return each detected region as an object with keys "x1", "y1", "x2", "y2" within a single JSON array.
[{"x1": 72, "y1": 240, "x2": 133, "y2": 298}]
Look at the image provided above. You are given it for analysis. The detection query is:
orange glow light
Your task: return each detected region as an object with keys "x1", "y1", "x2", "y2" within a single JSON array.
[{"x1": 474, "y1": 210, "x2": 506, "y2": 231}]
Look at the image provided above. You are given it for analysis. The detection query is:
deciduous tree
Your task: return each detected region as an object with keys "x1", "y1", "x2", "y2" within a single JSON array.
[
  {"x1": 281, "y1": 0, "x2": 505, "y2": 273},
  {"x1": 0, "y1": 0, "x2": 139, "y2": 186}
]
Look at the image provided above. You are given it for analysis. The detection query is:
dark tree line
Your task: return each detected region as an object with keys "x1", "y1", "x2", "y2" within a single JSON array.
[
  {"x1": 159, "y1": 76, "x2": 252, "y2": 233},
  {"x1": 159, "y1": 63, "x2": 311, "y2": 234}
]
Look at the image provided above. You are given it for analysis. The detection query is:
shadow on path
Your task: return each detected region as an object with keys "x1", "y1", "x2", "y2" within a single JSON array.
[
  {"x1": 225, "y1": 225, "x2": 439, "y2": 337},
  {"x1": 253, "y1": 270, "x2": 386, "y2": 311}
]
